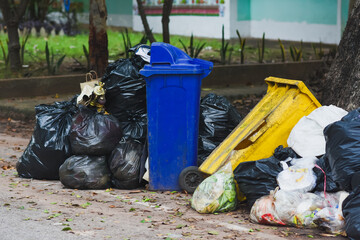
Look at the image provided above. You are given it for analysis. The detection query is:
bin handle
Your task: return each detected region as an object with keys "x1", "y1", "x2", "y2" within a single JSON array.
[{"x1": 248, "y1": 119, "x2": 272, "y2": 143}]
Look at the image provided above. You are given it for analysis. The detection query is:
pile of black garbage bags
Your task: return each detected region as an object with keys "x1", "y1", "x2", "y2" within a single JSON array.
[
  {"x1": 16, "y1": 45, "x2": 243, "y2": 192},
  {"x1": 16, "y1": 47, "x2": 149, "y2": 190},
  {"x1": 233, "y1": 108, "x2": 360, "y2": 239}
]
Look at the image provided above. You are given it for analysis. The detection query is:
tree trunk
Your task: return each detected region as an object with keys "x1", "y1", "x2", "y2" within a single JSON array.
[
  {"x1": 136, "y1": 0, "x2": 156, "y2": 43},
  {"x1": 162, "y1": 0, "x2": 173, "y2": 43},
  {"x1": 349, "y1": 0, "x2": 356, "y2": 17},
  {"x1": 0, "y1": 0, "x2": 30, "y2": 71},
  {"x1": 321, "y1": 0, "x2": 360, "y2": 110},
  {"x1": 7, "y1": 23, "x2": 21, "y2": 70},
  {"x1": 89, "y1": 0, "x2": 108, "y2": 76}
]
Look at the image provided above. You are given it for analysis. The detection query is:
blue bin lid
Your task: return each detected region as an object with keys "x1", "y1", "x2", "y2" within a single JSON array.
[{"x1": 140, "y1": 42, "x2": 213, "y2": 77}]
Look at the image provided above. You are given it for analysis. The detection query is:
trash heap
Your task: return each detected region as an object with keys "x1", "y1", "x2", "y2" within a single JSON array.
[
  {"x1": 15, "y1": 44, "x2": 241, "y2": 193},
  {"x1": 16, "y1": 45, "x2": 150, "y2": 190},
  {"x1": 190, "y1": 78, "x2": 360, "y2": 238}
]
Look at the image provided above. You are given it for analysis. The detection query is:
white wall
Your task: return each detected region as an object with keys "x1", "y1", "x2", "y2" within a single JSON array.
[
  {"x1": 250, "y1": 20, "x2": 341, "y2": 44},
  {"x1": 229, "y1": 0, "x2": 251, "y2": 39},
  {"x1": 77, "y1": 13, "x2": 132, "y2": 28},
  {"x1": 246, "y1": 0, "x2": 342, "y2": 43}
]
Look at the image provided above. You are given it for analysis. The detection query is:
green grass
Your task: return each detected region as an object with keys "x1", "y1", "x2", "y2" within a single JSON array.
[{"x1": 0, "y1": 29, "x2": 330, "y2": 79}]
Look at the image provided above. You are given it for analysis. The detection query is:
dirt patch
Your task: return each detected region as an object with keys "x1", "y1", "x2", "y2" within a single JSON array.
[{"x1": 0, "y1": 118, "x2": 34, "y2": 139}]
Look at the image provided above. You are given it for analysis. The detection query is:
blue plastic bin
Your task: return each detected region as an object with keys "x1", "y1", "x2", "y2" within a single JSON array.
[{"x1": 140, "y1": 43, "x2": 213, "y2": 191}]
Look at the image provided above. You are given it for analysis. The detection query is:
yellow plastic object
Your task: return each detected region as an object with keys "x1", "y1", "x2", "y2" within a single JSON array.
[{"x1": 199, "y1": 77, "x2": 321, "y2": 175}]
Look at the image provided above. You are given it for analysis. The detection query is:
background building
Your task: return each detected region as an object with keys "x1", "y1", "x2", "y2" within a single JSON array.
[{"x1": 75, "y1": 0, "x2": 349, "y2": 44}]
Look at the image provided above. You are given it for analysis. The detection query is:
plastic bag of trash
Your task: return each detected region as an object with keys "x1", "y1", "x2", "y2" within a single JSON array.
[
  {"x1": 102, "y1": 46, "x2": 148, "y2": 142},
  {"x1": 324, "y1": 109, "x2": 360, "y2": 191},
  {"x1": 287, "y1": 105, "x2": 347, "y2": 157},
  {"x1": 250, "y1": 190, "x2": 285, "y2": 225},
  {"x1": 69, "y1": 107, "x2": 122, "y2": 156},
  {"x1": 277, "y1": 157, "x2": 317, "y2": 193},
  {"x1": 313, "y1": 191, "x2": 348, "y2": 234},
  {"x1": 16, "y1": 97, "x2": 78, "y2": 180},
  {"x1": 313, "y1": 156, "x2": 339, "y2": 193},
  {"x1": 59, "y1": 155, "x2": 111, "y2": 189},
  {"x1": 191, "y1": 162, "x2": 237, "y2": 213},
  {"x1": 109, "y1": 138, "x2": 147, "y2": 189},
  {"x1": 234, "y1": 145, "x2": 298, "y2": 208},
  {"x1": 197, "y1": 93, "x2": 242, "y2": 166},
  {"x1": 342, "y1": 185, "x2": 360, "y2": 239},
  {"x1": 275, "y1": 190, "x2": 323, "y2": 228}
]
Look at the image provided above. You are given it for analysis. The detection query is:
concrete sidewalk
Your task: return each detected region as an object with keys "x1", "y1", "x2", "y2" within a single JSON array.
[{"x1": 0, "y1": 85, "x2": 267, "y2": 121}]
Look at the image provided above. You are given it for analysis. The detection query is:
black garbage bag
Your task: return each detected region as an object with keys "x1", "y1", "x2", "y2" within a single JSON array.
[
  {"x1": 324, "y1": 109, "x2": 360, "y2": 191},
  {"x1": 342, "y1": 185, "x2": 360, "y2": 239},
  {"x1": 109, "y1": 138, "x2": 147, "y2": 189},
  {"x1": 313, "y1": 156, "x2": 339, "y2": 192},
  {"x1": 102, "y1": 47, "x2": 148, "y2": 142},
  {"x1": 233, "y1": 145, "x2": 298, "y2": 208},
  {"x1": 16, "y1": 97, "x2": 78, "y2": 180},
  {"x1": 59, "y1": 155, "x2": 111, "y2": 189},
  {"x1": 118, "y1": 113, "x2": 147, "y2": 141},
  {"x1": 69, "y1": 107, "x2": 122, "y2": 155},
  {"x1": 198, "y1": 93, "x2": 242, "y2": 166}
]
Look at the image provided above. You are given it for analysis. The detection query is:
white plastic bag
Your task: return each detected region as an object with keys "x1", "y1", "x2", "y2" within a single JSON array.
[
  {"x1": 277, "y1": 157, "x2": 317, "y2": 192},
  {"x1": 287, "y1": 105, "x2": 347, "y2": 157}
]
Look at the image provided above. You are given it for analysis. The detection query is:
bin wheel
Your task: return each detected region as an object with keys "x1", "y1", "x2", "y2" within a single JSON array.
[{"x1": 179, "y1": 166, "x2": 204, "y2": 193}]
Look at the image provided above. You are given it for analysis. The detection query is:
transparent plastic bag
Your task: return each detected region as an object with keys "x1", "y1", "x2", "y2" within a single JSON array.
[
  {"x1": 191, "y1": 162, "x2": 237, "y2": 213},
  {"x1": 274, "y1": 190, "x2": 323, "y2": 227},
  {"x1": 250, "y1": 190, "x2": 285, "y2": 225},
  {"x1": 277, "y1": 157, "x2": 317, "y2": 192},
  {"x1": 313, "y1": 191, "x2": 349, "y2": 234}
]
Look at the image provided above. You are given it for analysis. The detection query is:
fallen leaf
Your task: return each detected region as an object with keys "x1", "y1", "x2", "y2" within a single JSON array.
[
  {"x1": 62, "y1": 227, "x2": 72, "y2": 231},
  {"x1": 81, "y1": 202, "x2": 92, "y2": 208},
  {"x1": 176, "y1": 224, "x2": 186, "y2": 229},
  {"x1": 208, "y1": 231, "x2": 219, "y2": 235},
  {"x1": 319, "y1": 233, "x2": 337, "y2": 237},
  {"x1": 128, "y1": 190, "x2": 142, "y2": 194}
]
